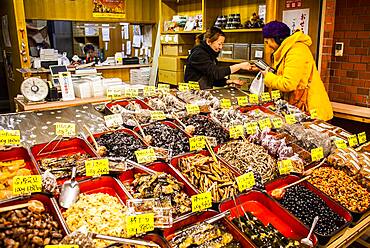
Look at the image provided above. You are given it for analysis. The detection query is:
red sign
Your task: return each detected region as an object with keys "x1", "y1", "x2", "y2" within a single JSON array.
[{"x1": 286, "y1": 0, "x2": 302, "y2": 9}]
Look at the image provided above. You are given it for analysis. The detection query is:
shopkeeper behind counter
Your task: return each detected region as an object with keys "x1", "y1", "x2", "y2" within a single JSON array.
[{"x1": 184, "y1": 27, "x2": 252, "y2": 90}]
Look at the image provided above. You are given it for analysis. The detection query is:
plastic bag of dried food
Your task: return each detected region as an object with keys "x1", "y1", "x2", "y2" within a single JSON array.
[{"x1": 42, "y1": 170, "x2": 59, "y2": 195}]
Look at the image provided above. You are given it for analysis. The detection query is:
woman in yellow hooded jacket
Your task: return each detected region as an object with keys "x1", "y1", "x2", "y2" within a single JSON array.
[{"x1": 260, "y1": 21, "x2": 333, "y2": 121}]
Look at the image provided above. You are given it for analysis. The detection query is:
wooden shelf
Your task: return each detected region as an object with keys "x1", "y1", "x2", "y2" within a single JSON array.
[
  {"x1": 222, "y1": 28, "x2": 262, "y2": 33},
  {"x1": 161, "y1": 31, "x2": 203, "y2": 34},
  {"x1": 178, "y1": 55, "x2": 246, "y2": 63}
]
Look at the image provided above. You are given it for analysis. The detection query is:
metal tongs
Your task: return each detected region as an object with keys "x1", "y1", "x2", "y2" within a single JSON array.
[
  {"x1": 93, "y1": 233, "x2": 160, "y2": 247},
  {"x1": 108, "y1": 157, "x2": 157, "y2": 175}
]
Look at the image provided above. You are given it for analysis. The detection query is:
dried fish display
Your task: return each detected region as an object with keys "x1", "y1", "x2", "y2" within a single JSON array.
[
  {"x1": 142, "y1": 123, "x2": 189, "y2": 156},
  {"x1": 96, "y1": 132, "x2": 146, "y2": 161},
  {"x1": 176, "y1": 90, "x2": 220, "y2": 110},
  {"x1": 308, "y1": 167, "x2": 370, "y2": 213},
  {"x1": 0, "y1": 159, "x2": 32, "y2": 200},
  {"x1": 181, "y1": 115, "x2": 229, "y2": 145},
  {"x1": 64, "y1": 193, "x2": 128, "y2": 248},
  {"x1": 147, "y1": 92, "x2": 186, "y2": 114},
  {"x1": 126, "y1": 173, "x2": 191, "y2": 216},
  {"x1": 304, "y1": 121, "x2": 352, "y2": 140},
  {"x1": 217, "y1": 140, "x2": 277, "y2": 184},
  {"x1": 267, "y1": 99, "x2": 310, "y2": 122},
  {"x1": 0, "y1": 201, "x2": 64, "y2": 247},
  {"x1": 232, "y1": 212, "x2": 300, "y2": 248},
  {"x1": 210, "y1": 109, "x2": 250, "y2": 129},
  {"x1": 328, "y1": 148, "x2": 370, "y2": 190},
  {"x1": 177, "y1": 154, "x2": 238, "y2": 202},
  {"x1": 169, "y1": 221, "x2": 241, "y2": 248},
  {"x1": 109, "y1": 102, "x2": 152, "y2": 127},
  {"x1": 38, "y1": 153, "x2": 90, "y2": 180}
]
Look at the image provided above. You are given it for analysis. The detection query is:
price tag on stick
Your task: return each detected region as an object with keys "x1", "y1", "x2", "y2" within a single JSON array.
[
  {"x1": 311, "y1": 147, "x2": 324, "y2": 162},
  {"x1": 104, "y1": 114, "x2": 123, "y2": 128},
  {"x1": 237, "y1": 96, "x2": 248, "y2": 107},
  {"x1": 191, "y1": 192, "x2": 212, "y2": 212},
  {"x1": 143, "y1": 86, "x2": 156, "y2": 97},
  {"x1": 150, "y1": 111, "x2": 166, "y2": 121},
  {"x1": 245, "y1": 122, "x2": 258, "y2": 135},
  {"x1": 271, "y1": 90, "x2": 281, "y2": 100},
  {"x1": 236, "y1": 172, "x2": 255, "y2": 192},
  {"x1": 0, "y1": 130, "x2": 21, "y2": 145},
  {"x1": 272, "y1": 118, "x2": 283, "y2": 129},
  {"x1": 157, "y1": 83, "x2": 170, "y2": 93},
  {"x1": 348, "y1": 134, "x2": 359, "y2": 147},
  {"x1": 278, "y1": 159, "x2": 293, "y2": 175},
  {"x1": 85, "y1": 159, "x2": 109, "y2": 176},
  {"x1": 229, "y1": 125, "x2": 244, "y2": 139},
  {"x1": 178, "y1": 83, "x2": 189, "y2": 92},
  {"x1": 261, "y1": 92, "x2": 271, "y2": 102},
  {"x1": 220, "y1": 98, "x2": 232, "y2": 109},
  {"x1": 249, "y1": 94, "x2": 259, "y2": 104},
  {"x1": 334, "y1": 139, "x2": 347, "y2": 149},
  {"x1": 107, "y1": 88, "x2": 122, "y2": 100},
  {"x1": 358, "y1": 132, "x2": 367, "y2": 144},
  {"x1": 135, "y1": 148, "x2": 157, "y2": 164},
  {"x1": 186, "y1": 104, "x2": 200, "y2": 115},
  {"x1": 189, "y1": 81, "x2": 200, "y2": 90},
  {"x1": 285, "y1": 114, "x2": 297, "y2": 125},
  {"x1": 13, "y1": 175, "x2": 42, "y2": 195},
  {"x1": 55, "y1": 123, "x2": 76, "y2": 137}
]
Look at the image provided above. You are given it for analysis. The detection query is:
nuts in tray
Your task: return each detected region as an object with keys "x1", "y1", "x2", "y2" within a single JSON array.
[
  {"x1": 147, "y1": 92, "x2": 186, "y2": 114},
  {"x1": 308, "y1": 167, "x2": 370, "y2": 213}
]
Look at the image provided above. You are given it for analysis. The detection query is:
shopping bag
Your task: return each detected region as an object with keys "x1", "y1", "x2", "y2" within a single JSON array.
[{"x1": 249, "y1": 72, "x2": 265, "y2": 95}]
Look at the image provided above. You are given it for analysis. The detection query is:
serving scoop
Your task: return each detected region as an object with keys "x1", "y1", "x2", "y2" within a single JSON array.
[
  {"x1": 301, "y1": 216, "x2": 319, "y2": 247},
  {"x1": 59, "y1": 167, "x2": 80, "y2": 208}
]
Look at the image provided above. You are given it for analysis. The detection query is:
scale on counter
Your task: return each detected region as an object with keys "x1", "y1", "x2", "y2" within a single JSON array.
[{"x1": 20, "y1": 77, "x2": 49, "y2": 103}]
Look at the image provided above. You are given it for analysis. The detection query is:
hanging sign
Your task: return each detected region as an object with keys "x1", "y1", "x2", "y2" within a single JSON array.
[{"x1": 93, "y1": 0, "x2": 127, "y2": 18}]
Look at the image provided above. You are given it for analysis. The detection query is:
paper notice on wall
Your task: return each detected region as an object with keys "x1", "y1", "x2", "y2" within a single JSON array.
[
  {"x1": 143, "y1": 25, "x2": 152, "y2": 47},
  {"x1": 126, "y1": 40, "x2": 131, "y2": 55},
  {"x1": 133, "y1": 35, "x2": 142, "y2": 48},
  {"x1": 258, "y1": 5, "x2": 266, "y2": 21},
  {"x1": 134, "y1": 49, "x2": 139, "y2": 57},
  {"x1": 102, "y1": 24, "x2": 110, "y2": 41},
  {"x1": 121, "y1": 23, "x2": 129, "y2": 39},
  {"x1": 282, "y1": 8, "x2": 309, "y2": 34}
]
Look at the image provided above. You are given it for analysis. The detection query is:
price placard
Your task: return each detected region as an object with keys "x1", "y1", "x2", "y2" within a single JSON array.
[
  {"x1": 189, "y1": 136, "x2": 206, "y2": 151},
  {"x1": 245, "y1": 122, "x2": 258, "y2": 135},
  {"x1": 248, "y1": 94, "x2": 259, "y2": 104},
  {"x1": 311, "y1": 147, "x2": 324, "y2": 162},
  {"x1": 143, "y1": 86, "x2": 156, "y2": 97},
  {"x1": 271, "y1": 90, "x2": 281, "y2": 100},
  {"x1": 178, "y1": 83, "x2": 189, "y2": 92},
  {"x1": 348, "y1": 134, "x2": 359, "y2": 147},
  {"x1": 150, "y1": 111, "x2": 166, "y2": 121},
  {"x1": 310, "y1": 109, "x2": 318, "y2": 119},
  {"x1": 186, "y1": 104, "x2": 200, "y2": 115},
  {"x1": 272, "y1": 118, "x2": 283, "y2": 129},
  {"x1": 278, "y1": 159, "x2": 293, "y2": 175},
  {"x1": 135, "y1": 148, "x2": 157, "y2": 164},
  {"x1": 13, "y1": 175, "x2": 42, "y2": 195},
  {"x1": 229, "y1": 125, "x2": 244, "y2": 139},
  {"x1": 124, "y1": 88, "x2": 139, "y2": 97},
  {"x1": 126, "y1": 213, "x2": 155, "y2": 236},
  {"x1": 0, "y1": 130, "x2": 21, "y2": 145},
  {"x1": 220, "y1": 98, "x2": 232, "y2": 109},
  {"x1": 107, "y1": 88, "x2": 122, "y2": 99},
  {"x1": 237, "y1": 96, "x2": 248, "y2": 107},
  {"x1": 285, "y1": 114, "x2": 297, "y2": 125},
  {"x1": 261, "y1": 92, "x2": 271, "y2": 102},
  {"x1": 258, "y1": 118, "x2": 272, "y2": 130},
  {"x1": 45, "y1": 246, "x2": 79, "y2": 248},
  {"x1": 104, "y1": 114, "x2": 123, "y2": 128},
  {"x1": 157, "y1": 83, "x2": 170, "y2": 93},
  {"x1": 189, "y1": 81, "x2": 200, "y2": 90},
  {"x1": 191, "y1": 192, "x2": 212, "y2": 212},
  {"x1": 85, "y1": 159, "x2": 109, "y2": 176},
  {"x1": 358, "y1": 132, "x2": 367, "y2": 144},
  {"x1": 236, "y1": 172, "x2": 255, "y2": 192},
  {"x1": 55, "y1": 123, "x2": 76, "y2": 137},
  {"x1": 334, "y1": 139, "x2": 347, "y2": 149}
]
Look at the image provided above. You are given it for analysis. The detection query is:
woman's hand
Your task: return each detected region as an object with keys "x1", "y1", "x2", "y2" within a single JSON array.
[
  {"x1": 261, "y1": 67, "x2": 270, "y2": 76},
  {"x1": 239, "y1": 62, "x2": 252, "y2": 71},
  {"x1": 226, "y1": 79, "x2": 244, "y2": 86}
]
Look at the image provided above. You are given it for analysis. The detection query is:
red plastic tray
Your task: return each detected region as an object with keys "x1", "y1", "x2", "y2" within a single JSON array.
[
  {"x1": 163, "y1": 210, "x2": 255, "y2": 247},
  {"x1": 142, "y1": 233, "x2": 169, "y2": 248},
  {"x1": 265, "y1": 175, "x2": 352, "y2": 246},
  {"x1": 219, "y1": 190, "x2": 318, "y2": 246},
  {"x1": 30, "y1": 137, "x2": 98, "y2": 185},
  {"x1": 105, "y1": 99, "x2": 153, "y2": 115},
  {"x1": 0, "y1": 193, "x2": 69, "y2": 236},
  {"x1": 239, "y1": 105, "x2": 278, "y2": 116},
  {"x1": 0, "y1": 146, "x2": 38, "y2": 175}
]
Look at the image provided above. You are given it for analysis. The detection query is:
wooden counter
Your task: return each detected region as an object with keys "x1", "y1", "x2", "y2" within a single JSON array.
[{"x1": 331, "y1": 102, "x2": 370, "y2": 123}]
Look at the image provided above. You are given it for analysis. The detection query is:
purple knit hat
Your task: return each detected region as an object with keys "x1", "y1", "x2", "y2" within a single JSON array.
[{"x1": 262, "y1": 21, "x2": 291, "y2": 39}]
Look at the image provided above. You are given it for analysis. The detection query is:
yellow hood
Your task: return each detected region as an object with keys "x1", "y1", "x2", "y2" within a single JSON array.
[{"x1": 273, "y1": 31, "x2": 312, "y2": 67}]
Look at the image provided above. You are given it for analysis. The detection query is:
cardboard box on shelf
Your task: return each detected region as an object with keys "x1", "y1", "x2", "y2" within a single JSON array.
[
  {"x1": 162, "y1": 44, "x2": 193, "y2": 56},
  {"x1": 158, "y1": 56, "x2": 185, "y2": 71},
  {"x1": 158, "y1": 70, "x2": 184, "y2": 85},
  {"x1": 160, "y1": 34, "x2": 194, "y2": 45}
]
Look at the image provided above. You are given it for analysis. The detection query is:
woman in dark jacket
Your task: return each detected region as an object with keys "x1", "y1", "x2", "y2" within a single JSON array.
[{"x1": 184, "y1": 27, "x2": 251, "y2": 89}]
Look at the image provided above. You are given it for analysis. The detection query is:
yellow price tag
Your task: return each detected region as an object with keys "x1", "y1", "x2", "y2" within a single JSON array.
[
  {"x1": 310, "y1": 109, "x2": 318, "y2": 119},
  {"x1": 245, "y1": 122, "x2": 258, "y2": 135},
  {"x1": 13, "y1": 175, "x2": 42, "y2": 195},
  {"x1": 271, "y1": 90, "x2": 281, "y2": 100},
  {"x1": 237, "y1": 96, "x2": 248, "y2": 107},
  {"x1": 261, "y1": 92, "x2": 271, "y2": 102},
  {"x1": 229, "y1": 125, "x2": 244, "y2": 139},
  {"x1": 272, "y1": 118, "x2": 283, "y2": 129},
  {"x1": 45, "y1": 246, "x2": 79, "y2": 248},
  {"x1": 143, "y1": 86, "x2": 156, "y2": 97},
  {"x1": 258, "y1": 118, "x2": 272, "y2": 130},
  {"x1": 278, "y1": 159, "x2": 293, "y2": 175},
  {"x1": 178, "y1": 83, "x2": 189, "y2": 92},
  {"x1": 124, "y1": 88, "x2": 139, "y2": 97},
  {"x1": 189, "y1": 81, "x2": 200, "y2": 90},
  {"x1": 191, "y1": 192, "x2": 212, "y2": 212},
  {"x1": 107, "y1": 88, "x2": 122, "y2": 99},
  {"x1": 334, "y1": 139, "x2": 347, "y2": 149},
  {"x1": 85, "y1": 159, "x2": 109, "y2": 176},
  {"x1": 285, "y1": 114, "x2": 297, "y2": 124},
  {"x1": 236, "y1": 172, "x2": 255, "y2": 192},
  {"x1": 150, "y1": 111, "x2": 166, "y2": 121},
  {"x1": 126, "y1": 213, "x2": 155, "y2": 236},
  {"x1": 220, "y1": 98, "x2": 232, "y2": 109},
  {"x1": 358, "y1": 132, "x2": 367, "y2": 144},
  {"x1": 55, "y1": 123, "x2": 76, "y2": 137},
  {"x1": 104, "y1": 114, "x2": 124, "y2": 128},
  {"x1": 189, "y1": 136, "x2": 206, "y2": 151},
  {"x1": 135, "y1": 148, "x2": 157, "y2": 164},
  {"x1": 157, "y1": 83, "x2": 170, "y2": 93},
  {"x1": 249, "y1": 94, "x2": 259, "y2": 104},
  {"x1": 0, "y1": 130, "x2": 21, "y2": 145},
  {"x1": 311, "y1": 147, "x2": 324, "y2": 162},
  {"x1": 348, "y1": 134, "x2": 359, "y2": 147},
  {"x1": 186, "y1": 104, "x2": 200, "y2": 115}
]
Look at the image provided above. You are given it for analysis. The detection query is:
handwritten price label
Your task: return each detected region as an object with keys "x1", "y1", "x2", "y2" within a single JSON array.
[
  {"x1": 258, "y1": 118, "x2": 272, "y2": 130},
  {"x1": 189, "y1": 81, "x2": 200, "y2": 90},
  {"x1": 348, "y1": 134, "x2": 359, "y2": 147},
  {"x1": 248, "y1": 94, "x2": 259, "y2": 104},
  {"x1": 261, "y1": 92, "x2": 271, "y2": 102},
  {"x1": 157, "y1": 83, "x2": 170, "y2": 93},
  {"x1": 13, "y1": 175, "x2": 42, "y2": 195},
  {"x1": 220, "y1": 99, "x2": 232, "y2": 109},
  {"x1": 178, "y1": 83, "x2": 189, "y2": 92},
  {"x1": 271, "y1": 90, "x2": 281, "y2": 100},
  {"x1": 0, "y1": 130, "x2": 20, "y2": 145},
  {"x1": 126, "y1": 213, "x2": 155, "y2": 236},
  {"x1": 107, "y1": 88, "x2": 122, "y2": 99},
  {"x1": 229, "y1": 125, "x2": 244, "y2": 139},
  {"x1": 55, "y1": 123, "x2": 76, "y2": 137},
  {"x1": 358, "y1": 132, "x2": 367, "y2": 144},
  {"x1": 311, "y1": 147, "x2": 324, "y2": 162},
  {"x1": 285, "y1": 114, "x2": 297, "y2": 125},
  {"x1": 85, "y1": 159, "x2": 109, "y2": 176},
  {"x1": 278, "y1": 159, "x2": 293, "y2": 175},
  {"x1": 334, "y1": 139, "x2": 347, "y2": 149},
  {"x1": 272, "y1": 118, "x2": 283, "y2": 129},
  {"x1": 135, "y1": 148, "x2": 157, "y2": 164},
  {"x1": 104, "y1": 114, "x2": 123, "y2": 128},
  {"x1": 191, "y1": 192, "x2": 212, "y2": 212},
  {"x1": 236, "y1": 172, "x2": 255, "y2": 192},
  {"x1": 245, "y1": 122, "x2": 258, "y2": 135},
  {"x1": 143, "y1": 86, "x2": 156, "y2": 97},
  {"x1": 150, "y1": 111, "x2": 166, "y2": 121},
  {"x1": 124, "y1": 88, "x2": 139, "y2": 98},
  {"x1": 189, "y1": 136, "x2": 206, "y2": 151},
  {"x1": 310, "y1": 109, "x2": 318, "y2": 119},
  {"x1": 237, "y1": 96, "x2": 248, "y2": 107},
  {"x1": 186, "y1": 104, "x2": 200, "y2": 115}
]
